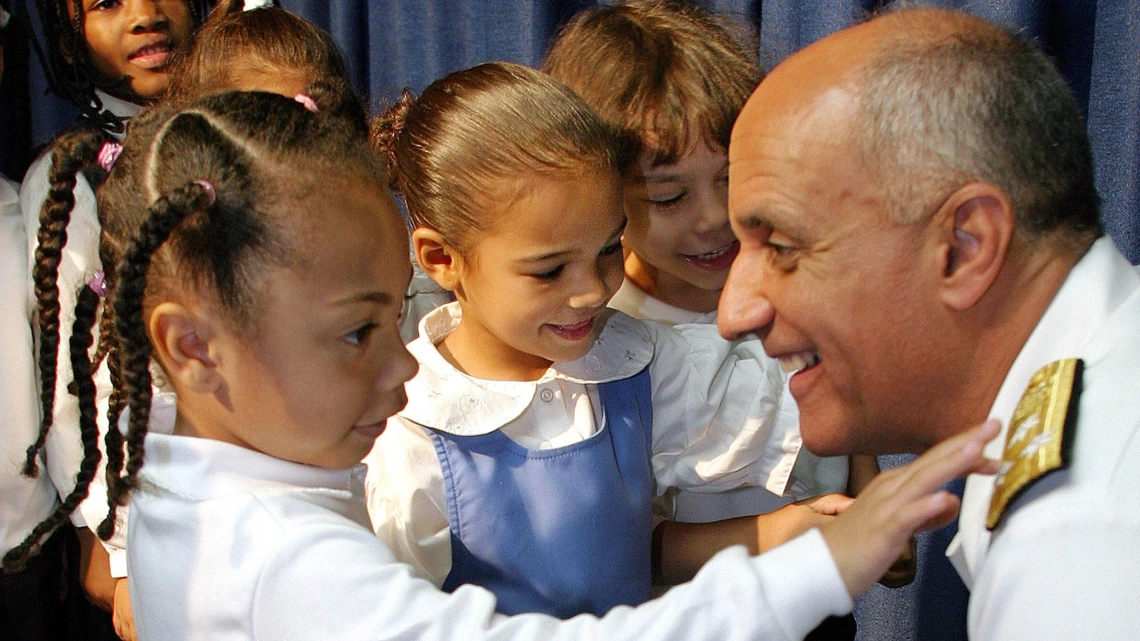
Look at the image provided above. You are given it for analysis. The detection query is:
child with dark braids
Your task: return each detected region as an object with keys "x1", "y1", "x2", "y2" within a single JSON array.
[
  {"x1": 14, "y1": 0, "x2": 197, "y2": 628},
  {"x1": 9, "y1": 4, "x2": 355, "y2": 637},
  {"x1": 17, "y1": 86, "x2": 999, "y2": 641}
]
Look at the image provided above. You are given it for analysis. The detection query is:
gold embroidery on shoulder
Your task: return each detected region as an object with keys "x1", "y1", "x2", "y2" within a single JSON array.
[{"x1": 986, "y1": 358, "x2": 1082, "y2": 530}]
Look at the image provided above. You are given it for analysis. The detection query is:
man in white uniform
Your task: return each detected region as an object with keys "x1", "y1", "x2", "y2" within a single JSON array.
[{"x1": 720, "y1": 8, "x2": 1140, "y2": 640}]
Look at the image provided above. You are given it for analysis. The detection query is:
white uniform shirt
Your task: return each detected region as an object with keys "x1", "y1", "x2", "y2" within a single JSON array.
[
  {"x1": 946, "y1": 237, "x2": 1140, "y2": 639},
  {"x1": 365, "y1": 303, "x2": 828, "y2": 586},
  {"x1": 19, "y1": 91, "x2": 176, "y2": 576},
  {"x1": 608, "y1": 278, "x2": 850, "y2": 523},
  {"x1": 0, "y1": 175, "x2": 59, "y2": 556},
  {"x1": 129, "y1": 432, "x2": 852, "y2": 641}
]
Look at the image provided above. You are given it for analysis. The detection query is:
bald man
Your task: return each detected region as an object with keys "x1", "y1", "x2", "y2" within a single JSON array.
[{"x1": 721, "y1": 8, "x2": 1140, "y2": 640}]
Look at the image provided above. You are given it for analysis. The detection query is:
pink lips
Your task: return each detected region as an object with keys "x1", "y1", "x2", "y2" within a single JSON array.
[
  {"x1": 548, "y1": 317, "x2": 595, "y2": 341},
  {"x1": 128, "y1": 42, "x2": 173, "y2": 70},
  {"x1": 682, "y1": 241, "x2": 740, "y2": 271}
]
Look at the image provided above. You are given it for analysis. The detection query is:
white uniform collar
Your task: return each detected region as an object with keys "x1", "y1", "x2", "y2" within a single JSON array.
[
  {"x1": 608, "y1": 278, "x2": 718, "y2": 326},
  {"x1": 399, "y1": 302, "x2": 653, "y2": 435},
  {"x1": 139, "y1": 432, "x2": 363, "y2": 502},
  {"x1": 947, "y1": 236, "x2": 1139, "y2": 586}
]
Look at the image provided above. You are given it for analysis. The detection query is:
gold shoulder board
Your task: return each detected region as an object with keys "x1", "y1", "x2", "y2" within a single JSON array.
[{"x1": 986, "y1": 358, "x2": 1082, "y2": 530}]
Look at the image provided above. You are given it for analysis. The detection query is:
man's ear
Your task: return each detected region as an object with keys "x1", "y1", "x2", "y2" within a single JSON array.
[
  {"x1": 148, "y1": 302, "x2": 223, "y2": 394},
  {"x1": 412, "y1": 227, "x2": 464, "y2": 292},
  {"x1": 937, "y1": 183, "x2": 1014, "y2": 310}
]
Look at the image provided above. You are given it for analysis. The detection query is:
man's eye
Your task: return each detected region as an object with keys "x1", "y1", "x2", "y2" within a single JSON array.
[
  {"x1": 343, "y1": 323, "x2": 377, "y2": 346},
  {"x1": 600, "y1": 242, "x2": 622, "y2": 257}
]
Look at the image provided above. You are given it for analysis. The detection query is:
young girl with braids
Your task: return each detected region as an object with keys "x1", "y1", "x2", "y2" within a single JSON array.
[
  {"x1": 16, "y1": 0, "x2": 197, "y2": 608},
  {"x1": 9, "y1": 4, "x2": 353, "y2": 637},
  {"x1": 30, "y1": 86, "x2": 999, "y2": 641},
  {"x1": 362, "y1": 61, "x2": 904, "y2": 623}
]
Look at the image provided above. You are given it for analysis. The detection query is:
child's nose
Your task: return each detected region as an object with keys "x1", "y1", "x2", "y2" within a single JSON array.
[
  {"x1": 127, "y1": 0, "x2": 170, "y2": 31},
  {"x1": 568, "y1": 265, "x2": 614, "y2": 309},
  {"x1": 694, "y1": 190, "x2": 729, "y2": 235}
]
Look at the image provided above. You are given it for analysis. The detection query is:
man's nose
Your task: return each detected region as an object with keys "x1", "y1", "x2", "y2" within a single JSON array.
[{"x1": 717, "y1": 253, "x2": 775, "y2": 341}]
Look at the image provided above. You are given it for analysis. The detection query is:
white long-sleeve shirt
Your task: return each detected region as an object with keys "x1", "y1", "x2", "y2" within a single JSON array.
[
  {"x1": 129, "y1": 432, "x2": 852, "y2": 640},
  {"x1": 366, "y1": 303, "x2": 842, "y2": 586},
  {"x1": 0, "y1": 175, "x2": 59, "y2": 557}
]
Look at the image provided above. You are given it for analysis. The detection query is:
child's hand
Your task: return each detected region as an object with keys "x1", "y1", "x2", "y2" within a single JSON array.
[
  {"x1": 112, "y1": 578, "x2": 137, "y2": 641},
  {"x1": 820, "y1": 419, "x2": 1000, "y2": 597}
]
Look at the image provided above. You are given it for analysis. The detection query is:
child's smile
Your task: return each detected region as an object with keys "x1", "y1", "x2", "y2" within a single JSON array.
[
  {"x1": 78, "y1": 0, "x2": 193, "y2": 101},
  {"x1": 622, "y1": 139, "x2": 737, "y2": 313},
  {"x1": 430, "y1": 170, "x2": 627, "y2": 382}
]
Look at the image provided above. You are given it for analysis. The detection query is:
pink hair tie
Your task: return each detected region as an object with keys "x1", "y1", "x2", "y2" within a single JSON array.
[
  {"x1": 294, "y1": 93, "x2": 319, "y2": 113},
  {"x1": 194, "y1": 180, "x2": 216, "y2": 206},
  {"x1": 97, "y1": 142, "x2": 123, "y2": 172},
  {"x1": 87, "y1": 270, "x2": 108, "y2": 297}
]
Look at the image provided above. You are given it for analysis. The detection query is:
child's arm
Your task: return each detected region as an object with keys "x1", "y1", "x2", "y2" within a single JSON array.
[
  {"x1": 846, "y1": 453, "x2": 917, "y2": 588},
  {"x1": 78, "y1": 527, "x2": 136, "y2": 641},
  {"x1": 653, "y1": 493, "x2": 852, "y2": 585}
]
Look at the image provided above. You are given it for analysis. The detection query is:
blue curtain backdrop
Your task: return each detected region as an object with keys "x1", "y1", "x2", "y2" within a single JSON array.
[
  {"x1": 6, "y1": 0, "x2": 1139, "y2": 262},
  {"x1": 3, "y1": 4, "x2": 1137, "y2": 637}
]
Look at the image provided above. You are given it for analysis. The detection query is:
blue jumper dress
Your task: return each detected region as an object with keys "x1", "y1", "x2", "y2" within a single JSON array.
[{"x1": 428, "y1": 367, "x2": 654, "y2": 618}]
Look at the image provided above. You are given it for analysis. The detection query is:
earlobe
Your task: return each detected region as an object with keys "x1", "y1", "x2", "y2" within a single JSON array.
[
  {"x1": 411, "y1": 227, "x2": 463, "y2": 292},
  {"x1": 149, "y1": 302, "x2": 222, "y2": 394},
  {"x1": 938, "y1": 183, "x2": 1014, "y2": 310}
]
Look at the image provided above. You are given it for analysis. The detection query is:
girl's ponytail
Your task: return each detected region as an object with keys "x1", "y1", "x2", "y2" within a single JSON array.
[{"x1": 370, "y1": 88, "x2": 416, "y2": 191}]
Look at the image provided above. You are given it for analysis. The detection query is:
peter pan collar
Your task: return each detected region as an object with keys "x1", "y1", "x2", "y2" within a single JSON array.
[{"x1": 399, "y1": 302, "x2": 653, "y2": 436}]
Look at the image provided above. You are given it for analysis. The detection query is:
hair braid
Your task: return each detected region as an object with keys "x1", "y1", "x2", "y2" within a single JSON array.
[
  {"x1": 3, "y1": 286, "x2": 104, "y2": 572},
  {"x1": 25, "y1": 129, "x2": 109, "y2": 477},
  {"x1": 97, "y1": 182, "x2": 213, "y2": 540}
]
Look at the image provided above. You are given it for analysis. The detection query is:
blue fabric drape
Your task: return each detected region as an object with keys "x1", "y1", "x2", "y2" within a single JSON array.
[{"x1": 8, "y1": 0, "x2": 1136, "y2": 262}]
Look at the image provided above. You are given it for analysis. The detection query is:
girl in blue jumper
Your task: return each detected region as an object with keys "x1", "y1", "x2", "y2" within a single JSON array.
[{"x1": 365, "y1": 62, "x2": 852, "y2": 619}]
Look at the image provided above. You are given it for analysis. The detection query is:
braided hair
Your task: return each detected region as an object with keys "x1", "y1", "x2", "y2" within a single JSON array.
[
  {"x1": 4, "y1": 85, "x2": 375, "y2": 569},
  {"x1": 94, "y1": 87, "x2": 377, "y2": 538}
]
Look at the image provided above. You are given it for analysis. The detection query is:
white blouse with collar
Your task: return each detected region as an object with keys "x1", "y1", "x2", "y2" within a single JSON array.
[{"x1": 365, "y1": 302, "x2": 816, "y2": 586}]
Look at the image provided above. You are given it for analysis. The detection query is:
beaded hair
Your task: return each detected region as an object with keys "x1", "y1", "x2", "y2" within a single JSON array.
[{"x1": 3, "y1": 86, "x2": 377, "y2": 570}]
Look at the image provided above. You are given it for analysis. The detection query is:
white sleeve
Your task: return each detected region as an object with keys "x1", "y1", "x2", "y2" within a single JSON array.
[
  {"x1": 968, "y1": 501, "x2": 1140, "y2": 640},
  {"x1": 20, "y1": 154, "x2": 108, "y2": 524},
  {"x1": 645, "y1": 321, "x2": 801, "y2": 496},
  {"x1": 254, "y1": 525, "x2": 851, "y2": 641},
  {"x1": 363, "y1": 416, "x2": 453, "y2": 586}
]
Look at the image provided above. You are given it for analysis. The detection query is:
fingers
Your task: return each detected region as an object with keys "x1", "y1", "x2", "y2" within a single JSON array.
[{"x1": 875, "y1": 419, "x2": 1000, "y2": 501}]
